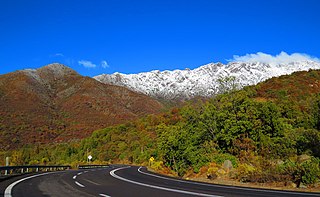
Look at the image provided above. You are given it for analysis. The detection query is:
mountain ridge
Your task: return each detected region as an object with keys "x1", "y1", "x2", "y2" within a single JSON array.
[
  {"x1": 0, "y1": 63, "x2": 163, "y2": 150},
  {"x1": 94, "y1": 60, "x2": 320, "y2": 100}
]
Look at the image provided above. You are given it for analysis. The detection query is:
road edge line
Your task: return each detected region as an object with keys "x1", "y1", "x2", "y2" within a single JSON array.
[
  {"x1": 110, "y1": 166, "x2": 221, "y2": 197},
  {"x1": 4, "y1": 171, "x2": 58, "y2": 197},
  {"x1": 138, "y1": 167, "x2": 319, "y2": 196}
]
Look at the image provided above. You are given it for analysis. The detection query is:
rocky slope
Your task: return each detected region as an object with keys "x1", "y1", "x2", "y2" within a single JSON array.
[
  {"x1": 94, "y1": 60, "x2": 320, "y2": 100},
  {"x1": 0, "y1": 63, "x2": 163, "y2": 149}
]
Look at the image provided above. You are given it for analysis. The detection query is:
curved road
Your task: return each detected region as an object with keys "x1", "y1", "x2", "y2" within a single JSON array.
[{"x1": 1, "y1": 165, "x2": 319, "y2": 197}]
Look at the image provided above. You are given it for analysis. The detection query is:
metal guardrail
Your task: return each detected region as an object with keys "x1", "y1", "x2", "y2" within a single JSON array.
[
  {"x1": 78, "y1": 164, "x2": 109, "y2": 169},
  {"x1": 0, "y1": 165, "x2": 71, "y2": 176}
]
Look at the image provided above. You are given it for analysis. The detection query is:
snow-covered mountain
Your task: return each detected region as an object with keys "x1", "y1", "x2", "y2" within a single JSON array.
[{"x1": 94, "y1": 60, "x2": 320, "y2": 100}]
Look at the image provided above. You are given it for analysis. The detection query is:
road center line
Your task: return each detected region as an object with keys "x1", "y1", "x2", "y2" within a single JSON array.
[
  {"x1": 110, "y1": 166, "x2": 222, "y2": 197},
  {"x1": 83, "y1": 178, "x2": 101, "y2": 185},
  {"x1": 99, "y1": 194, "x2": 111, "y2": 197},
  {"x1": 73, "y1": 175, "x2": 77, "y2": 179},
  {"x1": 4, "y1": 172, "x2": 58, "y2": 197},
  {"x1": 75, "y1": 181, "x2": 85, "y2": 188},
  {"x1": 138, "y1": 167, "x2": 318, "y2": 196}
]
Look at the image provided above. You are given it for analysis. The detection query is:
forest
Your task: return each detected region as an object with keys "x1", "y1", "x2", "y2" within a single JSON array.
[{"x1": 1, "y1": 70, "x2": 320, "y2": 188}]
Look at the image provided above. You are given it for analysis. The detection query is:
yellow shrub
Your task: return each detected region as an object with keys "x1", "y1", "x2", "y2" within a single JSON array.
[
  {"x1": 236, "y1": 163, "x2": 258, "y2": 181},
  {"x1": 151, "y1": 160, "x2": 164, "y2": 171},
  {"x1": 207, "y1": 162, "x2": 219, "y2": 179}
]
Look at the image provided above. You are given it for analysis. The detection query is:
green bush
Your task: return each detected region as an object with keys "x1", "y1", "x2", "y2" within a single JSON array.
[
  {"x1": 212, "y1": 153, "x2": 238, "y2": 167},
  {"x1": 279, "y1": 157, "x2": 320, "y2": 186},
  {"x1": 301, "y1": 157, "x2": 320, "y2": 185}
]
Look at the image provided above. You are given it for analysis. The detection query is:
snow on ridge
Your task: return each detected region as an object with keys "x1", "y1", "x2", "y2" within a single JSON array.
[
  {"x1": 20, "y1": 63, "x2": 78, "y2": 84},
  {"x1": 20, "y1": 69, "x2": 42, "y2": 82},
  {"x1": 39, "y1": 63, "x2": 77, "y2": 77},
  {"x1": 94, "y1": 60, "x2": 320, "y2": 100}
]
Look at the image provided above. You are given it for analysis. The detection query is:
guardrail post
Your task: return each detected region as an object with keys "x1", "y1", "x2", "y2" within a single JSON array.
[{"x1": 0, "y1": 165, "x2": 71, "y2": 176}]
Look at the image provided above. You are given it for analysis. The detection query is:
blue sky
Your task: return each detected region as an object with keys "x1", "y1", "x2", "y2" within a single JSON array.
[{"x1": 0, "y1": 0, "x2": 319, "y2": 76}]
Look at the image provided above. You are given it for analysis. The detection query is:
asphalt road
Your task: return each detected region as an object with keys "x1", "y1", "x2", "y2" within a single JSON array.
[{"x1": 0, "y1": 165, "x2": 319, "y2": 197}]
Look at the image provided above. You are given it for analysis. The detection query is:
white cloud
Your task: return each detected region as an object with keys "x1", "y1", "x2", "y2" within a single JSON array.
[
  {"x1": 49, "y1": 53, "x2": 64, "y2": 58},
  {"x1": 229, "y1": 52, "x2": 319, "y2": 65},
  {"x1": 78, "y1": 60, "x2": 96, "y2": 68},
  {"x1": 101, "y1": 60, "x2": 109, "y2": 68},
  {"x1": 54, "y1": 53, "x2": 64, "y2": 57}
]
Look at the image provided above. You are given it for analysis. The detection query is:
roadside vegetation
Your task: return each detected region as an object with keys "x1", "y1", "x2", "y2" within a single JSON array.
[{"x1": 1, "y1": 70, "x2": 320, "y2": 189}]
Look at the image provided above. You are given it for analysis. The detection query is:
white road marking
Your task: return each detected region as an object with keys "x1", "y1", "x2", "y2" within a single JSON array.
[
  {"x1": 77, "y1": 172, "x2": 83, "y2": 175},
  {"x1": 83, "y1": 178, "x2": 101, "y2": 185},
  {"x1": 73, "y1": 175, "x2": 77, "y2": 179},
  {"x1": 75, "y1": 181, "x2": 85, "y2": 188},
  {"x1": 4, "y1": 172, "x2": 58, "y2": 197},
  {"x1": 99, "y1": 194, "x2": 111, "y2": 197},
  {"x1": 138, "y1": 167, "x2": 318, "y2": 196},
  {"x1": 110, "y1": 166, "x2": 222, "y2": 197}
]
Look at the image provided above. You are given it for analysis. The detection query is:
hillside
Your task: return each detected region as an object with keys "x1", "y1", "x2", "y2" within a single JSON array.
[
  {"x1": 0, "y1": 63, "x2": 163, "y2": 150},
  {"x1": 254, "y1": 69, "x2": 320, "y2": 101},
  {"x1": 4, "y1": 68, "x2": 320, "y2": 190}
]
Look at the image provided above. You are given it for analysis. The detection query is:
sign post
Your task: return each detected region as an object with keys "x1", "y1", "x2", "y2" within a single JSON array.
[
  {"x1": 149, "y1": 157, "x2": 154, "y2": 166},
  {"x1": 5, "y1": 157, "x2": 9, "y2": 175},
  {"x1": 88, "y1": 155, "x2": 92, "y2": 164}
]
